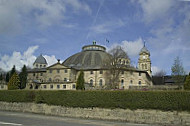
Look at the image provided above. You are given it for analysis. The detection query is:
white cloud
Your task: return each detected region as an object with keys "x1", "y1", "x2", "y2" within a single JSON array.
[
  {"x1": 44, "y1": 55, "x2": 58, "y2": 66},
  {"x1": 108, "y1": 38, "x2": 144, "y2": 58},
  {"x1": 151, "y1": 66, "x2": 162, "y2": 75},
  {"x1": 90, "y1": 19, "x2": 125, "y2": 34},
  {"x1": 0, "y1": 0, "x2": 91, "y2": 33},
  {"x1": 0, "y1": 46, "x2": 38, "y2": 71},
  {"x1": 0, "y1": 45, "x2": 58, "y2": 72},
  {"x1": 138, "y1": 0, "x2": 175, "y2": 23}
]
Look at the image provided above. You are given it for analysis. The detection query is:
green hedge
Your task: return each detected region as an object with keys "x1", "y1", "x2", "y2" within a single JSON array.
[{"x1": 0, "y1": 90, "x2": 190, "y2": 111}]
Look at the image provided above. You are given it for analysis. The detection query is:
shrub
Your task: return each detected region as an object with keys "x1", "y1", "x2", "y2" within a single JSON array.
[{"x1": 0, "y1": 90, "x2": 190, "y2": 111}]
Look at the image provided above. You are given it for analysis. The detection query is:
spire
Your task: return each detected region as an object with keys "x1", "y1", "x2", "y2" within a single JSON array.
[{"x1": 143, "y1": 40, "x2": 146, "y2": 47}]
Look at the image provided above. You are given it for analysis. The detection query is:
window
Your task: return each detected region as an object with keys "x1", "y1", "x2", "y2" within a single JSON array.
[
  {"x1": 36, "y1": 64, "x2": 38, "y2": 68},
  {"x1": 49, "y1": 78, "x2": 52, "y2": 82},
  {"x1": 145, "y1": 64, "x2": 147, "y2": 69},
  {"x1": 64, "y1": 69, "x2": 68, "y2": 73},
  {"x1": 99, "y1": 79, "x2": 103, "y2": 86},
  {"x1": 40, "y1": 73, "x2": 43, "y2": 76},
  {"x1": 33, "y1": 73, "x2": 35, "y2": 76},
  {"x1": 57, "y1": 69, "x2": 60, "y2": 73},
  {"x1": 63, "y1": 85, "x2": 66, "y2": 89},
  {"x1": 64, "y1": 78, "x2": 67, "y2": 82},
  {"x1": 1, "y1": 85, "x2": 3, "y2": 88},
  {"x1": 90, "y1": 71, "x2": 93, "y2": 74},
  {"x1": 90, "y1": 79, "x2": 93, "y2": 86},
  {"x1": 73, "y1": 84, "x2": 76, "y2": 89},
  {"x1": 43, "y1": 85, "x2": 47, "y2": 89},
  {"x1": 130, "y1": 80, "x2": 133, "y2": 85},
  {"x1": 49, "y1": 70, "x2": 52, "y2": 73},
  {"x1": 57, "y1": 85, "x2": 60, "y2": 89},
  {"x1": 121, "y1": 70, "x2": 124, "y2": 74},
  {"x1": 139, "y1": 72, "x2": 141, "y2": 76},
  {"x1": 50, "y1": 85, "x2": 53, "y2": 89},
  {"x1": 100, "y1": 70, "x2": 103, "y2": 74},
  {"x1": 44, "y1": 65, "x2": 46, "y2": 67},
  {"x1": 121, "y1": 79, "x2": 124, "y2": 86},
  {"x1": 142, "y1": 64, "x2": 144, "y2": 69},
  {"x1": 123, "y1": 60, "x2": 125, "y2": 64},
  {"x1": 138, "y1": 81, "x2": 141, "y2": 85},
  {"x1": 40, "y1": 65, "x2": 42, "y2": 68}
]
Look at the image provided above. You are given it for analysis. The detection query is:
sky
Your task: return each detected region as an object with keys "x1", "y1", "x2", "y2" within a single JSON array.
[{"x1": 0, "y1": 0, "x2": 190, "y2": 75}]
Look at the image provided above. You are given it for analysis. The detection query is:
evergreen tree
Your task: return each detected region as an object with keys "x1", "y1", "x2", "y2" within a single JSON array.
[
  {"x1": 6, "y1": 72, "x2": 10, "y2": 83},
  {"x1": 8, "y1": 72, "x2": 20, "y2": 90},
  {"x1": 10, "y1": 65, "x2": 16, "y2": 79},
  {"x1": 184, "y1": 73, "x2": 190, "y2": 90},
  {"x1": 0, "y1": 74, "x2": 3, "y2": 81},
  {"x1": 76, "y1": 71, "x2": 85, "y2": 90},
  {"x1": 19, "y1": 65, "x2": 27, "y2": 89}
]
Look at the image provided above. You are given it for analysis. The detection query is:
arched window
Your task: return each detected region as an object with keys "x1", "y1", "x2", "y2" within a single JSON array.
[
  {"x1": 123, "y1": 60, "x2": 125, "y2": 64},
  {"x1": 138, "y1": 81, "x2": 141, "y2": 85},
  {"x1": 130, "y1": 80, "x2": 133, "y2": 85},
  {"x1": 90, "y1": 79, "x2": 93, "y2": 86},
  {"x1": 142, "y1": 64, "x2": 144, "y2": 69},
  {"x1": 99, "y1": 79, "x2": 103, "y2": 86},
  {"x1": 145, "y1": 64, "x2": 147, "y2": 69},
  {"x1": 121, "y1": 79, "x2": 124, "y2": 86}
]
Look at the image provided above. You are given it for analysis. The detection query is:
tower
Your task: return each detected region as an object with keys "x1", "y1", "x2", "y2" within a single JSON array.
[
  {"x1": 33, "y1": 54, "x2": 48, "y2": 68},
  {"x1": 138, "y1": 42, "x2": 151, "y2": 76}
]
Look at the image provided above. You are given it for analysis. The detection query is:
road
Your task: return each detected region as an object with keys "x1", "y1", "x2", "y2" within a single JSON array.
[{"x1": 0, "y1": 111, "x2": 156, "y2": 126}]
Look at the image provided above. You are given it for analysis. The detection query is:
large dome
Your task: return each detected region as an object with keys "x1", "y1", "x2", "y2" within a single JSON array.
[{"x1": 63, "y1": 43, "x2": 111, "y2": 70}]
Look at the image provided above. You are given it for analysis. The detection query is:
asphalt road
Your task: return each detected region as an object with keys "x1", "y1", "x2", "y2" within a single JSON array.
[{"x1": 0, "y1": 111, "x2": 158, "y2": 126}]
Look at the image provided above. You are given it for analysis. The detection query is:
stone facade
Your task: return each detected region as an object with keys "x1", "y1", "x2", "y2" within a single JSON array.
[
  {"x1": 0, "y1": 101, "x2": 190, "y2": 126},
  {"x1": 26, "y1": 43, "x2": 152, "y2": 90}
]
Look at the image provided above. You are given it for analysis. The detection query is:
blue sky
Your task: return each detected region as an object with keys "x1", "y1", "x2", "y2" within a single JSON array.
[{"x1": 0, "y1": 0, "x2": 190, "y2": 75}]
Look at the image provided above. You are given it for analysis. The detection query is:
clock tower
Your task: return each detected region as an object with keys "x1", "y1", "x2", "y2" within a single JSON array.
[{"x1": 138, "y1": 42, "x2": 152, "y2": 76}]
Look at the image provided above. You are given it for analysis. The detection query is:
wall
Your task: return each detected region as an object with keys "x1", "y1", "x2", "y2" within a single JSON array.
[{"x1": 0, "y1": 102, "x2": 190, "y2": 126}]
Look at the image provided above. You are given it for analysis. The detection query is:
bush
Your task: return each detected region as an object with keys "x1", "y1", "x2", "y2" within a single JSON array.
[
  {"x1": 0, "y1": 90, "x2": 190, "y2": 111},
  {"x1": 0, "y1": 90, "x2": 35, "y2": 102}
]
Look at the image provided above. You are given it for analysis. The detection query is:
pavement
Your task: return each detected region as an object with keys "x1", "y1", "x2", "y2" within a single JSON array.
[{"x1": 0, "y1": 111, "x2": 161, "y2": 126}]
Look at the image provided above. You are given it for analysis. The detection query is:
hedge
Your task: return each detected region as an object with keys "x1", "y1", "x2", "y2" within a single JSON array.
[{"x1": 0, "y1": 90, "x2": 190, "y2": 111}]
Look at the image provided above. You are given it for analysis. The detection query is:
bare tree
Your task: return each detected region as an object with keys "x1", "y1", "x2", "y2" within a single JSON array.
[
  {"x1": 104, "y1": 46, "x2": 130, "y2": 89},
  {"x1": 171, "y1": 56, "x2": 185, "y2": 89}
]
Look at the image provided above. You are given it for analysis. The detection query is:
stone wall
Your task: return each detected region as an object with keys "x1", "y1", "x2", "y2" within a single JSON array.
[{"x1": 0, "y1": 101, "x2": 190, "y2": 126}]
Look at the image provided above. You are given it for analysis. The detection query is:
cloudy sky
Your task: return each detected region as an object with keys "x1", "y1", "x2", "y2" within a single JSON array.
[{"x1": 0, "y1": 0, "x2": 190, "y2": 75}]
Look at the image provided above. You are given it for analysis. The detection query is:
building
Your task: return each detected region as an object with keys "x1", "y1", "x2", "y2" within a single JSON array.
[{"x1": 26, "y1": 42, "x2": 152, "y2": 90}]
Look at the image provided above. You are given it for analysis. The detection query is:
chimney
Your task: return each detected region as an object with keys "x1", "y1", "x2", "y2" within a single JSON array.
[{"x1": 57, "y1": 59, "x2": 60, "y2": 63}]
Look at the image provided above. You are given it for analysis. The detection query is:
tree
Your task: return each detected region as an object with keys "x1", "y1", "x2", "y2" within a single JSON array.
[
  {"x1": 171, "y1": 56, "x2": 185, "y2": 89},
  {"x1": 184, "y1": 73, "x2": 190, "y2": 90},
  {"x1": 0, "y1": 74, "x2": 3, "y2": 81},
  {"x1": 19, "y1": 65, "x2": 27, "y2": 89},
  {"x1": 8, "y1": 72, "x2": 20, "y2": 90},
  {"x1": 104, "y1": 46, "x2": 130, "y2": 89},
  {"x1": 10, "y1": 65, "x2": 16, "y2": 79},
  {"x1": 6, "y1": 72, "x2": 10, "y2": 83},
  {"x1": 76, "y1": 71, "x2": 85, "y2": 90}
]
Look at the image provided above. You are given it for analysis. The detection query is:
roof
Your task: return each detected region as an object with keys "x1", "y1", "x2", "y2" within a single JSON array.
[
  {"x1": 139, "y1": 46, "x2": 150, "y2": 55},
  {"x1": 63, "y1": 44, "x2": 112, "y2": 70},
  {"x1": 27, "y1": 68, "x2": 46, "y2": 72},
  {"x1": 34, "y1": 54, "x2": 47, "y2": 65}
]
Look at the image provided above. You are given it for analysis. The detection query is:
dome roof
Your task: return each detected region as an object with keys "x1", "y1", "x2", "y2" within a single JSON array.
[
  {"x1": 140, "y1": 46, "x2": 150, "y2": 55},
  {"x1": 63, "y1": 44, "x2": 111, "y2": 70},
  {"x1": 34, "y1": 54, "x2": 47, "y2": 64}
]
